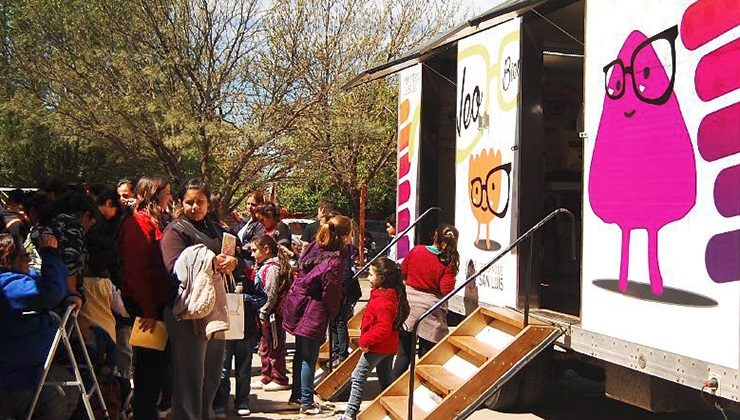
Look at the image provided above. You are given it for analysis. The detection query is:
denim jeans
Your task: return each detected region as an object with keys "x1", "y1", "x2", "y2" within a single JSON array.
[
  {"x1": 291, "y1": 335, "x2": 321, "y2": 405},
  {"x1": 344, "y1": 352, "x2": 393, "y2": 419},
  {"x1": 331, "y1": 303, "x2": 354, "y2": 361},
  {"x1": 215, "y1": 336, "x2": 256, "y2": 412}
]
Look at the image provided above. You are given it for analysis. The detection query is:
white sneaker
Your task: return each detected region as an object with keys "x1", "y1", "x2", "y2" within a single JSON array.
[
  {"x1": 251, "y1": 381, "x2": 264, "y2": 390},
  {"x1": 237, "y1": 407, "x2": 251, "y2": 416},
  {"x1": 263, "y1": 382, "x2": 291, "y2": 392}
]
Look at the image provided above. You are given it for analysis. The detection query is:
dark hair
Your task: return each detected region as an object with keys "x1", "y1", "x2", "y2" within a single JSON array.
[
  {"x1": 316, "y1": 215, "x2": 352, "y2": 251},
  {"x1": 53, "y1": 191, "x2": 97, "y2": 217},
  {"x1": 178, "y1": 178, "x2": 211, "y2": 202},
  {"x1": 371, "y1": 257, "x2": 410, "y2": 331},
  {"x1": 95, "y1": 189, "x2": 121, "y2": 208},
  {"x1": 433, "y1": 224, "x2": 459, "y2": 276},
  {"x1": 251, "y1": 234, "x2": 292, "y2": 296},
  {"x1": 7, "y1": 189, "x2": 26, "y2": 205},
  {"x1": 254, "y1": 202, "x2": 280, "y2": 221},
  {"x1": 24, "y1": 192, "x2": 55, "y2": 225},
  {"x1": 135, "y1": 175, "x2": 170, "y2": 228},
  {"x1": 0, "y1": 233, "x2": 18, "y2": 270},
  {"x1": 317, "y1": 198, "x2": 336, "y2": 213},
  {"x1": 38, "y1": 175, "x2": 66, "y2": 197},
  {"x1": 385, "y1": 213, "x2": 396, "y2": 228},
  {"x1": 246, "y1": 191, "x2": 265, "y2": 204},
  {"x1": 87, "y1": 183, "x2": 108, "y2": 199}
]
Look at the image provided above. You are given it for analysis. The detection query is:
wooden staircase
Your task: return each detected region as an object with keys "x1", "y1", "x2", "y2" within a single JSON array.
[{"x1": 358, "y1": 306, "x2": 562, "y2": 420}]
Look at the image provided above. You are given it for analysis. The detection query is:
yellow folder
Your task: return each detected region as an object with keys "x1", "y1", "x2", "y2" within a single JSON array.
[{"x1": 129, "y1": 317, "x2": 168, "y2": 351}]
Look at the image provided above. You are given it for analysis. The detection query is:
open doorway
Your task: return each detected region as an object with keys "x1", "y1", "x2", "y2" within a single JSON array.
[
  {"x1": 519, "y1": 0, "x2": 584, "y2": 317},
  {"x1": 417, "y1": 49, "x2": 458, "y2": 243}
]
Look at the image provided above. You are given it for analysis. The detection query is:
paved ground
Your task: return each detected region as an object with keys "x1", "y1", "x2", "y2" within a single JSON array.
[{"x1": 219, "y1": 278, "x2": 738, "y2": 420}]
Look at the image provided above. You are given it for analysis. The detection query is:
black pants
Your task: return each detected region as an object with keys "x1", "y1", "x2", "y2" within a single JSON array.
[
  {"x1": 391, "y1": 331, "x2": 435, "y2": 380},
  {"x1": 214, "y1": 336, "x2": 256, "y2": 412},
  {"x1": 132, "y1": 347, "x2": 167, "y2": 420},
  {"x1": 331, "y1": 303, "x2": 354, "y2": 361}
]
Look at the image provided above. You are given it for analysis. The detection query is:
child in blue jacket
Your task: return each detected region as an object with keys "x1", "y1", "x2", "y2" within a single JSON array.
[{"x1": 0, "y1": 232, "x2": 79, "y2": 419}]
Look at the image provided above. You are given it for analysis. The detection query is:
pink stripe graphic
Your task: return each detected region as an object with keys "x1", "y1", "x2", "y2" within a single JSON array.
[
  {"x1": 706, "y1": 229, "x2": 740, "y2": 283},
  {"x1": 715, "y1": 165, "x2": 740, "y2": 217},
  {"x1": 698, "y1": 102, "x2": 740, "y2": 161},
  {"x1": 695, "y1": 37, "x2": 740, "y2": 101},
  {"x1": 398, "y1": 153, "x2": 410, "y2": 178},
  {"x1": 681, "y1": 0, "x2": 740, "y2": 50},
  {"x1": 398, "y1": 180, "x2": 410, "y2": 206}
]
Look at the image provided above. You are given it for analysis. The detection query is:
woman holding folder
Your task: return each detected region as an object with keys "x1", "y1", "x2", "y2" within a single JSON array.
[{"x1": 118, "y1": 175, "x2": 173, "y2": 420}]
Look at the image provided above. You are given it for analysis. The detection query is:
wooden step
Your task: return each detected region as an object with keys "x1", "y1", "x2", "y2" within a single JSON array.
[
  {"x1": 447, "y1": 336, "x2": 500, "y2": 365},
  {"x1": 380, "y1": 395, "x2": 428, "y2": 420},
  {"x1": 315, "y1": 347, "x2": 363, "y2": 399},
  {"x1": 349, "y1": 328, "x2": 361, "y2": 337},
  {"x1": 415, "y1": 364, "x2": 466, "y2": 396}
]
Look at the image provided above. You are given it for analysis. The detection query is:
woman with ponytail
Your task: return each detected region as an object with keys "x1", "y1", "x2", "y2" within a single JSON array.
[
  {"x1": 339, "y1": 257, "x2": 409, "y2": 420},
  {"x1": 282, "y1": 215, "x2": 352, "y2": 415},
  {"x1": 391, "y1": 224, "x2": 459, "y2": 380}
]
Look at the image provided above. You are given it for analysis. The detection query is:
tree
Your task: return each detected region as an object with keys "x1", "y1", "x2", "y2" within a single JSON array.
[
  {"x1": 274, "y1": 0, "x2": 459, "y2": 218},
  {"x1": 5, "y1": 0, "x2": 310, "y2": 208}
]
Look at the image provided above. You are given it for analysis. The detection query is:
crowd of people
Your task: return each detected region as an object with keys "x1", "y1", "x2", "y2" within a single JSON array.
[{"x1": 0, "y1": 175, "x2": 460, "y2": 420}]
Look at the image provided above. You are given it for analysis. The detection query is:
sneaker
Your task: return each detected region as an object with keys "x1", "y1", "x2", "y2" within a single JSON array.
[
  {"x1": 300, "y1": 403, "x2": 322, "y2": 415},
  {"x1": 337, "y1": 415, "x2": 354, "y2": 420},
  {"x1": 237, "y1": 407, "x2": 251, "y2": 416},
  {"x1": 263, "y1": 381, "x2": 291, "y2": 392},
  {"x1": 251, "y1": 380, "x2": 264, "y2": 390}
]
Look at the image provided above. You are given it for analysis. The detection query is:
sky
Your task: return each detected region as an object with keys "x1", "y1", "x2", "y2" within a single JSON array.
[{"x1": 470, "y1": 0, "x2": 509, "y2": 15}]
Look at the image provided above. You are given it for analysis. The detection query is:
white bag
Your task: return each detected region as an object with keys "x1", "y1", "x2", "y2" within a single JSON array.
[{"x1": 224, "y1": 274, "x2": 245, "y2": 340}]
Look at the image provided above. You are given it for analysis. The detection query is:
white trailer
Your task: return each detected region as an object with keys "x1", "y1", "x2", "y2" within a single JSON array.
[{"x1": 349, "y1": 0, "x2": 740, "y2": 414}]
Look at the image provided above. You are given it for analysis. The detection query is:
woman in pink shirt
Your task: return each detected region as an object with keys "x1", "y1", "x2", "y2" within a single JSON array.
[{"x1": 391, "y1": 224, "x2": 459, "y2": 380}]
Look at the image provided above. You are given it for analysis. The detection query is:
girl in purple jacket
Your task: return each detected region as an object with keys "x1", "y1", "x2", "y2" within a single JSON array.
[{"x1": 282, "y1": 215, "x2": 352, "y2": 415}]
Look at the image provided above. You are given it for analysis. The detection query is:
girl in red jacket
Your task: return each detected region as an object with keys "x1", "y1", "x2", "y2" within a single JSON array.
[{"x1": 340, "y1": 257, "x2": 410, "y2": 420}]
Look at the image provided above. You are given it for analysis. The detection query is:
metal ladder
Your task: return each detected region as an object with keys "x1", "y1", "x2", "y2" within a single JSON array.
[{"x1": 26, "y1": 305, "x2": 110, "y2": 420}]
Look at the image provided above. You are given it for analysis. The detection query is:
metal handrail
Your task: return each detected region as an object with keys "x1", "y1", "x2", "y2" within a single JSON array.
[
  {"x1": 407, "y1": 208, "x2": 576, "y2": 419},
  {"x1": 326, "y1": 206, "x2": 444, "y2": 373},
  {"x1": 353, "y1": 206, "x2": 444, "y2": 280}
]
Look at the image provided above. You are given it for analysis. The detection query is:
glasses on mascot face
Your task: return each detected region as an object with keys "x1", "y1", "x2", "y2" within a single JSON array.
[
  {"x1": 469, "y1": 162, "x2": 511, "y2": 218},
  {"x1": 602, "y1": 25, "x2": 678, "y2": 106}
]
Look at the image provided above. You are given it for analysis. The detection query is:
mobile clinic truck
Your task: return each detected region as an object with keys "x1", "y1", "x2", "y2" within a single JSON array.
[{"x1": 346, "y1": 0, "x2": 739, "y2": 415}]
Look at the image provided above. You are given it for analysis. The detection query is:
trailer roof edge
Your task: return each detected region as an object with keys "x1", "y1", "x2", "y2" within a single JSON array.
[{"x1": 343, "y1": 0, "x2": 552, "y2": 90}]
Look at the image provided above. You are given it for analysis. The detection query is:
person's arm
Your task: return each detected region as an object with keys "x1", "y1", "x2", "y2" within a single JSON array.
[
  {"x1": 259, "y1": 265, "x2": 280, "y2": 320},
  {"x1": 358, "y1": 302, "x2": 394, "y2": 349},
  {"x1": 243, "y1": 274, "x2": 267, "y2": 309},
  {"x1": 439, "y1": 266, "x2": 456, "y2": 295},
  {"x1": 3, "y1": 248, "x2": 68, "y2": 311},
  {"x1": 160, "y1": 224, "x2": 189, "y2": 275}
]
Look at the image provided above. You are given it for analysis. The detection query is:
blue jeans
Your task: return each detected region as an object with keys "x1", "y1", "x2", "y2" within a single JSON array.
[
  {"x1": 291, "y1": 335, "x2": 321, "y2": 405},
  {"x1": 331, "y1": 303, "x2": 354, "y2": 360},
  {"x1": 345, "y1": 352, "x2": 393, "y2": 418},
  {"x1": 215, "y1": 336, "x2": 256, "y2": 412}
]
